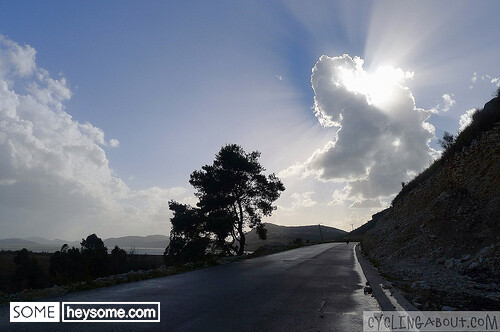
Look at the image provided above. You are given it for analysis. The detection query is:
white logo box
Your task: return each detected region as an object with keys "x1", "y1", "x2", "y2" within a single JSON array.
[{"x1": 10, "y1": 302, "x2": 60, "y2": 322}]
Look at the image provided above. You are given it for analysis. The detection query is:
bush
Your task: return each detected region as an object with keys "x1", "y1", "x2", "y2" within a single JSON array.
[
  {"x1": 49, "y1": 245, "x2": 86, "y2": 284},
  {"x1": 111, "y1": 246, "x2": 128, "y2": 274},
  {"x1": 13, "y1": 249, "x2": 48, "y2": 291},
  {"x1": 81, "y1": 234, "x2": 109, "y2": 278}
]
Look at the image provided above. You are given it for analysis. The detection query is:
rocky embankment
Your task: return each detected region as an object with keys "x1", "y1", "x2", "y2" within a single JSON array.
[{"x1": 362, "y1": 98, "x2": 500, "y2": 310}]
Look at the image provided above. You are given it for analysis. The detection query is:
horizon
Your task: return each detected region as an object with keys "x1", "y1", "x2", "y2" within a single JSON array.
[
  {"x1": 1, "y1": 1, "x2": 499, "y2": 239},
  {"x1": 1, "y1": 222, "x2": 349, "y2": 242}
]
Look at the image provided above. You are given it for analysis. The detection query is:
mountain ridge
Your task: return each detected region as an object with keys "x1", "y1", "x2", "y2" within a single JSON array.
[
  {"x1": 0, "y1": 235, "x2": 170, "y2": 250},
  {"x1": 1, "y1": 223, "x2": 348, "y2": 252}
]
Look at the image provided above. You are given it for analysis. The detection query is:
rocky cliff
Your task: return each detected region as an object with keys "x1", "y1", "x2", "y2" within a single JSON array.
[{"x1": 362, "y1": 96, "x2": 500, "y2": 310}]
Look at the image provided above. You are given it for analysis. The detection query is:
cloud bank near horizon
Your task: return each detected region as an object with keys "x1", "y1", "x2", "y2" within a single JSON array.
[{"x1": 0, "y1": 35, "x2": 185, "y2": 239}]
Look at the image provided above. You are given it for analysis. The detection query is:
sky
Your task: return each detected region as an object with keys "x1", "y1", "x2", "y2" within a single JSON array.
[{"x1": 0, "y1": 1, "x2": 499, "y2": 240}]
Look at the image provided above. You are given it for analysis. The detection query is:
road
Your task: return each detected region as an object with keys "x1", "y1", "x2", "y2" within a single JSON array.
[{"x1": 0, "y1": 243, "x2": 379, "y2": 331}]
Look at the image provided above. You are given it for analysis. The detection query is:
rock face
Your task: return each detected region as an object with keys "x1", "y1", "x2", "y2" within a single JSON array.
[{"x1": 362, "y1": 99, "x2": 500, "y2": 310}]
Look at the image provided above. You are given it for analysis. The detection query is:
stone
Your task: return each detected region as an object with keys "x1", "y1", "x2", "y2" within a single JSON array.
[
  {"x1": 468, "y1": 262, "x2": 479, "y2": 270},
  {"x1": 445, "y1": 258, "x2": 454, "y2": 268},
  {"x1": 412, "y1": 280, "x2": 430, "y2": 290},
  {"x1": 442, "y1": 306, "x2": 456, "y2": 311},
  {"x1": 461, "y1": 254, "x2": 471, "y2": 261},
  {"x1": 364, "y1": 283, "x2": 373, "y2": 294}
]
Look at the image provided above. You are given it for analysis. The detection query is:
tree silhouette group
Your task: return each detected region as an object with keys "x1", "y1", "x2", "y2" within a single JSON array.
[{"x1": 165, "y1": 144, "x2": 285, "y2": 263}]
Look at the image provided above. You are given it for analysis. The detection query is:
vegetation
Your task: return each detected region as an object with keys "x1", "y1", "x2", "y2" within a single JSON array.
[
  {"x1": 0, "y1": 233, "x2": 166, "y2": 296},
  {"x1": 165, "y1": 144, "x2": 285, "y2": 264},
  {"x1": 392, "y1": 93, "x2": 500, "y2": 206},
  {"x1": 49, "y1": 245, "x2": 86, "y2": 285},
  {"x1": 12, "y1": 249, "x2": 49, "y2": 291},
  {"x1": 111, "y1": 245, "x2": 128, "y2": 274},
  {"x1": 80, "y1": 233, "x2": 109, "y2": 278}
]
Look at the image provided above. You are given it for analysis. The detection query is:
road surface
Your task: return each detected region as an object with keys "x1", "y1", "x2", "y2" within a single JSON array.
[{"x1": 0, "y1": 242, "x2": 379, "y2": 331}]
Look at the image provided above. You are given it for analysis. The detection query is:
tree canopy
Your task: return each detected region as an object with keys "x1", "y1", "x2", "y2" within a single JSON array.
[{"x1": 166, "y1": 144, "x2": 285, "y2": 261}]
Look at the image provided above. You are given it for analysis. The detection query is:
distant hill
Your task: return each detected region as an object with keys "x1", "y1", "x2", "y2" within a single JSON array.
[
  {"x1": 104, "y1": 235, "x2": 169, "y2": 249},
  {"x1": 26, "y1": 237, "x2": 78, "y2": 247},
  {"x1": 0, "y1": 238, "x2": 42, "y2": 248},
  {"x1": 2, "y1": 224, "x2": 348, "y2": 253},
  {"x1": 245, "y1": 223, "x2": 347, "y2": 251},
  {"x1": 0, "y1": 235, "x2": 170, "y2": 252}
]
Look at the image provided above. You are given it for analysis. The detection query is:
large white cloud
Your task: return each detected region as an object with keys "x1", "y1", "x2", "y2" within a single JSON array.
[
  {"x1": 0, "y1": 36, "x2": 183, "y2": 239},
  {"x1": 296, "y1": 54, "x2": 436, "y2": 204}
]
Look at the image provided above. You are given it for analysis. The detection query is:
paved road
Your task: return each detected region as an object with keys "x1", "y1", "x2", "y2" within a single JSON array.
[{"x1": 1, "y1": 243, "x2": 379, "y2": 331}]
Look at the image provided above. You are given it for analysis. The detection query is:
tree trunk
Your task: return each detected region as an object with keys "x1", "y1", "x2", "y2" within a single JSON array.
[{"x1": 237, "y1": 201, "x2": 245, "y2": 256}]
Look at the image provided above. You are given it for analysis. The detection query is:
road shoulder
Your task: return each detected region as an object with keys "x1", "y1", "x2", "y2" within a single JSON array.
[{"x1": 355, "y1": 243, "x2": 418, "y2": 312}]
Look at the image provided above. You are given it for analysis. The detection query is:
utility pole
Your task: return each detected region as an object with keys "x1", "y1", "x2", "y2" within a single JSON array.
[
  {"x1": 318, "y1": 224, "x2": 324, "y2": 242},
  {"x1": 351, "y1": 224, "x2": 355, "y2": 231}
]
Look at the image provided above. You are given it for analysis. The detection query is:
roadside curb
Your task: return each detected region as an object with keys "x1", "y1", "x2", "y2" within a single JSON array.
[{"x1": 355, "y1": 243, "x2": 418, "y2": 312}]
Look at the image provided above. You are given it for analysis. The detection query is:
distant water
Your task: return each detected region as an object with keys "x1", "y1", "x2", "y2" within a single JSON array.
[
  {"x1": 120, "y1": 247, "x2": 165, "y2": 255},
  {"x1": 0, "y1": 246, "x2": 165, "y2": 255}
]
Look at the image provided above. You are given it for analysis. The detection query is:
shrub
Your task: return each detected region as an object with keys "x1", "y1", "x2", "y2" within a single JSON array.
[
  {"x1": 49, "y1": 245, "x2": 86, "y2": 284},
  {"x1": 111, "y1": 246, "x2": 128, "y2": 274},
  {"x1": 13, "y1": 249, "x2": 48, "y2": 291},
  {"x1": 81, "y1": 234, "x2": 109, "y2": 278}
]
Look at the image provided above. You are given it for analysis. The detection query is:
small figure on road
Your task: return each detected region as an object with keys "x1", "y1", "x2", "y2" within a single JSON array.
[{"x1": 345, "y1": 237, "x2": 349, "y2": 245}]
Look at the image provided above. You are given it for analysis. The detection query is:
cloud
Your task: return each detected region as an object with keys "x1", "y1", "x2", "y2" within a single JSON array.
[
  {"x1": 278, "y1": 162, "x2": 317, "y2": 179},
  {"x1": 471, "y1": 72, "x2": 478, "y2": 84},
  {"x1": 0, "y1": 35, "x2": 182, "y2": 239},
  {"x1": 459, "y1": 108, "x2": 476, "y2": 132},
  {"x1": 328, "y1": 187, "x2": 350, "y2": 206},
  {"x1": 491, "y1": 77, "x2": 500, "y2": 87},
  {"x1": 349, "y1": 198, "x2": 386, "y2": 209},
  {"x1": 291, "y1": 54, "x2": 435, "y2": 206},
  {"x1": 481, "y1": 74, "x2": 500, "y2": 87},
  {"x1": 0, "y1": 35, "x2": 36, "y2": 77},
  {"x1": 470, "y1": 72, "x2": 500, "y2": 89},
  {"x1": 275, "y1": 191, "x2": 317, "y2": 217},
  {"x1": 429, "y1": 93, "x2": 456, "y2": 114},
  {"x1": 109, "y1": 138, "x2": 120, "y2": 147},
  {"x1": 290, "y1": 191, "x2": 317, "y2": 208}
]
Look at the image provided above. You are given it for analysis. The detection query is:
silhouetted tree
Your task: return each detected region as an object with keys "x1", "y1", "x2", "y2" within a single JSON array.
[
  {"x1": 439, "y1": 131, "x2": 454, "y2": 150},
  {"x1": 164, "y1": 201, "x2": 210, "y2": 264},
  {"x1": 186, "y1": 144, "x2": 285, "y2": 256},
  {"x1": 13, "y1": 249, "x2": 47, "y2": 291},
  {"x1": 49, "y1": 245, "x2": 85, "y2": 284},
  {"x1": 111, "y1": 246, "x2": 128, "y2": 274},
  {"x1": 81, "y1": 234, "x2": 108, "y2": 278}
]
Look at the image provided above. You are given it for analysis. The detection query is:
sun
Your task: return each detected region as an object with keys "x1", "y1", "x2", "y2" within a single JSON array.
[{"x1": 338, "y1": 59, "x2": 413, "y2": 110}]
